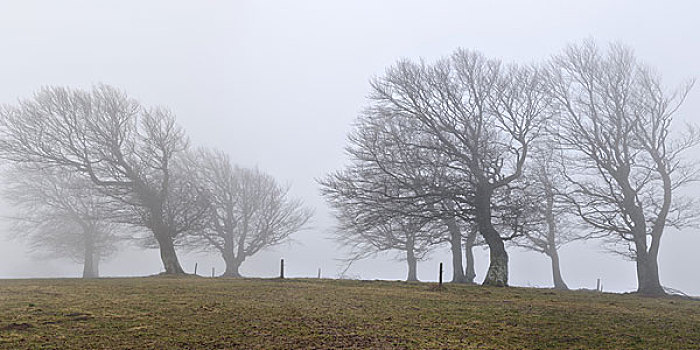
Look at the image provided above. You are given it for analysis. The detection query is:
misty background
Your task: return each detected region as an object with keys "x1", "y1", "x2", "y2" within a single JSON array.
[{"x1": 0, "y1": 0, "x2": 698, "y2": 294}]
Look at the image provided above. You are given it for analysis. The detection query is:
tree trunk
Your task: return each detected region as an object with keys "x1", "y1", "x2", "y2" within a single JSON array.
[
  {"x1": 82, "y1": 240, "x2": 98, "y2": 278},
  {"x1": 482, "y1": 237, "x2": 508, "y2": 287},
  {"x1": 628, "y1": 208, "x2": 664, "y2": 296},
  {"x1": 406, "y1": 251, "x2": 418, "y2": 282},
  {"x1": 621, "y1": 184, "x2": 665, "y2": 296},
  {"x1": 544, "y1": 185, "x2": 567, "y2": 290},
  {"x1": 445, "y1": 217, "x2": 466, "y2": 283},
  {"x1": 464, "y1": 226, "x2": 477, "y2": 284},
  {"x1": 635, "y1": 247, "x2": 665, "y2": 296},
  {"x1": 549, "y1": 250, "x2": 568, "y2": 290},
  {"x1": 476, "y1": 185, "x2": 508, "y2": 287},
  {"x1": 145, "y1": 194, "x2": 185, "y2": 275},
  {"x1": 220, "y1": 237, "x2": 243, "y2": 277},
  {"x1": 222, "y1": 251, "x2": 243, "y2": 278},
  {"x1": 82, "y1": 254, "x2": 94, "y2": 278},
  {"x1": 92, "y1": 256, "x2": 99, "y2": 278},
  {"x1": 83, "y1": 230, "x2": 99, "y2": 278},
  {"x1": 155, "y1": 230, "x2": 185, "y2": 274},
  {"x1": 223, "y1": 258, "x2": 243, "y2": 277},
  {"x1": 406, "y1": 233, "x2": 418, "y2": 282}
]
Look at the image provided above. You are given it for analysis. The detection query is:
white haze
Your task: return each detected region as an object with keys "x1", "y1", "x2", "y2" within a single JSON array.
[{"x1": 0, "y1": 0, "x2": 698, "y2": 295}]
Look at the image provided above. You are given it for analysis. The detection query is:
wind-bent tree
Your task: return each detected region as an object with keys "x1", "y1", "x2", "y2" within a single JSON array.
[
  {"x1": 369, "y1": 50, "x2": 550, "y2": 286},
  {"x1": 188, "y1": 149, "x2": 312, "y2": 277},
  {"x1": 2, "y1": 166, "x2": 122, "y2": 278},
  {"x1": 321, "y1": 163, "x2": 442, "y2": 282},
  {"x1": 548, "y1": 42, "x2": 699, "y2": 295},
  {"x1": 509, "y1": 143, "x2": 577, "y2": 290},
  {"x1": 321, "y1": 107, "x2": 472, "y2": 282},
  {"x1": 0, "y1": 85, "x2": 208, "y2": 274}
]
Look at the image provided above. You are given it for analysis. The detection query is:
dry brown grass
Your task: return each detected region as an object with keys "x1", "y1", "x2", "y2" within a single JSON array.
[{"x1": 0, "y1": 277, "x2": 698, "y2": 349}]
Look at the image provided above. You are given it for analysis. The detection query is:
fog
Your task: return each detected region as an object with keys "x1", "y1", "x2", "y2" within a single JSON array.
[{"x1": 0, "y1": 1, "x2": 698, "y2": 295}]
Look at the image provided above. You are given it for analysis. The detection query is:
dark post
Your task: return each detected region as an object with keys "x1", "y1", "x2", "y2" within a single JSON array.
[
  {"x1": 439, "y1": 262, "x2": 443, "y2": 287},
  {"x1": 280, "y1": 259, "x2": 285, "y2": 279},
  {"x1": 317, "y1": 268, "x2": 321, "y2": 279},
  {"x1": 194, "y1": 263, "x2": 198, "y2": 276},
  {"x1": 596, "y1": 278, "x2": 601, "y2": 292},
  {"x1": 212, "y1": 267, "x2": 215, "y2": 278}
]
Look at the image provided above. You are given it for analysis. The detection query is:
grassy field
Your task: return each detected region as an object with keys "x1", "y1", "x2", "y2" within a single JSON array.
[{"x1": 0, "y1": 277, "x2": 698, "y2": 349}]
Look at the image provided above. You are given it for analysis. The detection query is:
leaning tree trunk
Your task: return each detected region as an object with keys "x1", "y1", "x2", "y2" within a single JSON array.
[
  {"x1": 445, "y1": 217, "x2": 467, "y2": 283},
  {"x1": 145, "y1": 195, "x2": 186, "y2": 275},
  {"x1": 464, "y1": 226, "x2": 478, "y2": 284},
  {"x1": 476, "y1": 185, "x2": 508, "y2": 287},
  {"x1": 154, "y1": 228, "x2": 185, "y2": 274},
  {"x1": 548, "y1": 249, "x2": 568, "y2": 290},
  {"x1": 481, "y1": 227, "x2": 508, "y2": 287},
  {"x1": 406, "y1": 234, "x2": 418, "y2": 282},
  {"x1": 544, "y1": 188, "x2": 567, "y2": 290}
]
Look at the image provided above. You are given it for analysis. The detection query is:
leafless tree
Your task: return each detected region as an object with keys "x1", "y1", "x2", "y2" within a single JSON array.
[
  {"x1": 186, "y1": 149, "x2": 312, "y2": 277},
  {"x1": 509, "y1": 142, "x2": 578, "y2": 290},
  {"x1": 321, "y1": 163, "x2": 443, "y2": 282},
  {"x1": 0, "y1": 85, "x2": 209, "y2": 274},
  {"x1": 548, "y1": 42, "x2": 700, "y2": 295},
  {"x1": 321, "y1": 107, "x2": 478, "y2": 282},
  {"x1": 2, "y1": 165, "x2": 122, "y2": 278},
  {"x1": 369, "y1": 50, "x2": 551, "y2": 286}
]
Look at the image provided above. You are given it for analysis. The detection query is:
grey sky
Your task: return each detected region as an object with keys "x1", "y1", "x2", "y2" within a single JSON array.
[{"x1": 0, "y1": 0, "x2": 698, "y2": 294}]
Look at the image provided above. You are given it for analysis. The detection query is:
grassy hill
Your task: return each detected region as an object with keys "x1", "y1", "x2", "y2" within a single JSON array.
[{"x1": 0, "y1": 277, "x2": 698, "y2": 349}]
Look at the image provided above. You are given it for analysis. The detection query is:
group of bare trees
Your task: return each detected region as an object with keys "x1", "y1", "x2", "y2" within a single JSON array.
[
  {"x1": 322, "y1": 41, "x2": 699, "y2": 296},
  {"x1": 0, "y1": 42, "x2": 693, "y2": 296},
  {"x1": 0, "y1": 85, "x2": 311, "y2": 278}
]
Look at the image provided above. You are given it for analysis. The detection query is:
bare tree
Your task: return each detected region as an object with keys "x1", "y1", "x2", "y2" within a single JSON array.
[
  {"x1": 369, "y1": 50, "x2": 550, "y2": 286},
  {"x1": 548, "y1": 42, "x2": 700, "y2": 295},
  {"x1": 187, "y1": 149, "x2": 312, "y2": 277},
  {"x1": 0, "y1": 85, "x2": 208, "y2": 274},
  {"x1": 2, "y1": 165, "x2": 122, "y2": 278},
  {"x1": 321, "y1": 164, "x2": 443, "y2": 282},
  {"x1": 509, "y1": 142, "x2": 578, "y2": 290},
  {"x1": 321, "y1": 106, "x2": 476, "y2": 282}
]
